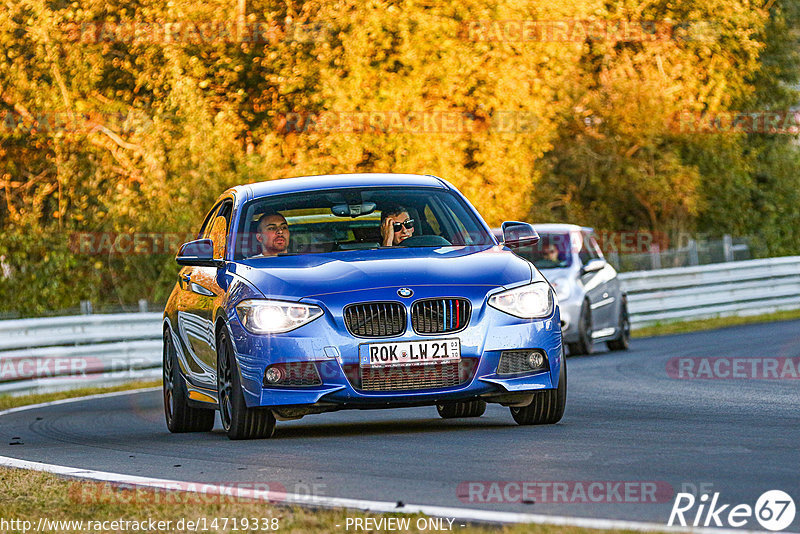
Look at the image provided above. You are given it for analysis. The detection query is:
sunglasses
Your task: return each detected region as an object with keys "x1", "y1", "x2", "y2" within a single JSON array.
[{"x1": 392, "y1": 219, "x2": 415, "y2": 232}]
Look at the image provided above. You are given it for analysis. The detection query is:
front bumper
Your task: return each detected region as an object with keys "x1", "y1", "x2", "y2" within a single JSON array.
[{"x1": 227, "y1": 285, "x2": 563, "y2": 409}]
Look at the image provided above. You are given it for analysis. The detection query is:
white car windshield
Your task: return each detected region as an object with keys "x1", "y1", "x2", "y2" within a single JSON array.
[{"x1": 513, "y1": 232, "x2": 573, "y2": 269}]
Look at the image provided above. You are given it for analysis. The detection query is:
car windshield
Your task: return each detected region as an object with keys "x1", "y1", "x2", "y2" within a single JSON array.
[
  {"x1": 513, "y1": 232, "x2": 573, "y2": 269},
  {"x1": 234, "y1": 187, "x2": 493, "y2": 259}
]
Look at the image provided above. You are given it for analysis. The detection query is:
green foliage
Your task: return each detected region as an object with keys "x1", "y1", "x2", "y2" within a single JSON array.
[
  {"x1": 532, "y1": 0, "x2": 800, "y2": 247},
  {"x1": 1, "y1": 0, "x2": 798, "y2": 315}
]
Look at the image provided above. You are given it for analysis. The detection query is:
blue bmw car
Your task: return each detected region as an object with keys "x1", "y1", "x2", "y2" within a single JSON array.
[{"x1": 163, "y1": 173, "x2": 566, "y2": 439}]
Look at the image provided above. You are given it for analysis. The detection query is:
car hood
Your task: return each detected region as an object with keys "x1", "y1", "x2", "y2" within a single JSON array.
[{"x1": 232, "y1": 245, "x2": 535, "y2": 300}]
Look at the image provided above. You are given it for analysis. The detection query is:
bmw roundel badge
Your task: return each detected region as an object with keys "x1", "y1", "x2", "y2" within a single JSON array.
[{"x1": 397, "y1": 287, "x2": 413, "y2": 298}]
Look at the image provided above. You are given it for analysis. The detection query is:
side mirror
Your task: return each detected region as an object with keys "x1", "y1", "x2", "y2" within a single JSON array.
[
  {"x1": 176, "y1": 239, "x2": 225, "y2": 267},
  {"x1": 580, "y1": 258, "x2": 606, "y2": 276},
  {"x1": 501, "y1": 221, "x2": 540, "y2": 247}
]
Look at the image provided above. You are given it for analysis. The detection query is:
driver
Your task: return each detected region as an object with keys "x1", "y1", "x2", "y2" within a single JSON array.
[
  {"x1": 380, "y1": 205, "x2": 415, "y2": 246},
  {"x1": 543, "y1": 244, "x2": 560, "y2": 263},
  {"x1": 253, "y1": 211, "x2": 290, "y2": 257}
]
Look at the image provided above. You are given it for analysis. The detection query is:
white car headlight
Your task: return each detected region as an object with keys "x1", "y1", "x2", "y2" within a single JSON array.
[
  {"x1": 488, "y1": 282, "x2": 554, "y2": 319},
  {"x1": 235, "y1": 299, "x2": 323, "y2": 334},
  {"x1": 549, "y1": 278, "x2": 571, "y2": 300}
]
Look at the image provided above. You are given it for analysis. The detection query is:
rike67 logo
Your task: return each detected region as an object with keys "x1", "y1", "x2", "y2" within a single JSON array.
[{"x1": 669, "y1": 490, "x2": 796, "y2": 531}]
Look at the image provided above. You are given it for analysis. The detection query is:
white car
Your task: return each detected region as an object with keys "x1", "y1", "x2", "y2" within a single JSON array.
[{"x1": 496, "y1": 224, "x2": 629, "y2": 355}]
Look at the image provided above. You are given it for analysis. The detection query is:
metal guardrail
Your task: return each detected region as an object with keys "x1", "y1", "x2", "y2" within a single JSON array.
[
  {"x1": 0, "y1": 313, "x2": 162, "y2": 351},
  {"x1": 619, "y1": 256, "x2": 800, "y2": 327},
  {"x1": 1, "y1": 255, "x2": 798, "y2": 395},
  {"x1": 0, "y1": 313, "x2": 163, "y2": 395}
]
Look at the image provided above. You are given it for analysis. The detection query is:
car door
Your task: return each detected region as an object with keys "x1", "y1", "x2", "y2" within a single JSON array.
[
  {"x1": 176, "y1": 199, "x2": 233, "y2": 388},
  {"x1": 580, "y1": 231, "x2": 616, "y2": 332},
  {"x1": 595, "y1": 233, "x2": 624, "y2": 332}
]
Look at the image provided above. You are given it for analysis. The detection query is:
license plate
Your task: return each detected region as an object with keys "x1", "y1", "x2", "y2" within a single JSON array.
[{"x1": 360, "y1": 338, "x2": 461, "y2": 367}]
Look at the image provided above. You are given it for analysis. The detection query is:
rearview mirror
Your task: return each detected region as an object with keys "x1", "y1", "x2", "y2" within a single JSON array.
[
  {"x1": 501, "y1": 221, "x2": 540, "y2": 248},
  {"x1": 176, "y1": 239, "x2": 225, "y2": 267},
  {"x1": 332, "y1": 202, "x2": 377, "y2": 218}
]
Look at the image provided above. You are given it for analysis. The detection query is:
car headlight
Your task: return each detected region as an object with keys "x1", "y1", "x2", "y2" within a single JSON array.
[
  {"x1": 488, "y1": 282, "x2": 554, "y2": 319},
  {"x1": 549, "y1": 278, "x2": 571, "y2": 300},
  {"x1": 235, "y1": 299, "x2": 323, "y2": 334}
]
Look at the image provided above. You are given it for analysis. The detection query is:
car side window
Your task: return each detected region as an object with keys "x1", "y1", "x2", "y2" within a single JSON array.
[
  {"x1": 439, "y1": 204, "x2": 473, "y2": 245},
  {"x1": 424, "y1": 204, "x2": 442, "y2": 236},
  {"x1": 579, "y1": 232, "x2": 600, "y2": 265},
  {"x1": 433, "y1": 197, "x2": 480, "y2": 245},
  {"x1": 207, "y1": 200, "x2": 233, "y2": 259},
  {"x1": 197, "y1": 202, "x2": 222, "y2": 240},
  {"x1": 588, "y1": 233, "x2": 604, "y2": 259}
]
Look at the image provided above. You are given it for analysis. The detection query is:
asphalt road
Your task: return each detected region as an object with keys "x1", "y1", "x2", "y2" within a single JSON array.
[{"x1": 2, "y1": 320, "x2": 799, "y2": 529}]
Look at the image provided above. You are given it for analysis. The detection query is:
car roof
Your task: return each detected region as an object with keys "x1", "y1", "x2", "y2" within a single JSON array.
[{"x1": 232, "y1": 173, "x2": 449, "y2": 200}]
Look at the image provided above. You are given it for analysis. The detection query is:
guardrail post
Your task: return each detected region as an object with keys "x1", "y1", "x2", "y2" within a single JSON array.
[
  {"x1": 138, "y1": 299, "x2": 148, "y2": 313},
  {"x1": 650, "y1": 244, "x2": 662, "y2": 270},
  {"x1": 80, "y1": 300, "x2": 93, "y2": 315},
  {"x1": 723, "y1": 234, "x2": 734, "y2": 262},
  {"x1": 688, "y1": 239, "x2": 699, "y2": 266}
]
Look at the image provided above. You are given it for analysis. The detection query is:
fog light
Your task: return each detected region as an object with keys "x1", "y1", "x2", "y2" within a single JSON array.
[
  {"x1": 527, "y1": 351, "x2": 545, "y2": 369},
  {"x1": 497, "y1": 349, "x2": 549, "y2": 376},
  {"x1": 264, "y1": 367, "x2": 284, "y2": 384}
]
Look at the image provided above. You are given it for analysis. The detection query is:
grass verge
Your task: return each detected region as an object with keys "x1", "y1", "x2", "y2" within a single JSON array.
[
  {"x1": 0, "y1": 466, "x2": 648, "y2": 534},
  {"x1": 0, "y1": 380, "x2": 161, "y2": 412},
  {"x1": 0, "y1": 383, "x2": 654, "y2": 534},
  {"x1": 632, "y1": 308, "x2": 800, "y2": 338}
]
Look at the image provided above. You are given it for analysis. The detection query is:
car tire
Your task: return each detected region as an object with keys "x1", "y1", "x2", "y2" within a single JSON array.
[
  {"x1": 217, "y1": 328, "x2": 276, "y2": 440},
  {"x1": 163, "y1": 330, "x2": 215, "y2": 433},
  {"x1": 437, "y1": 399, "x2": 486, "y2": 419},
  {"x1": 510, "y1": 355, "x2": 567, "y2": 425},
  {"x1": 606, "y1": 299, "x2": 631, "y2": 351},
  {"x1": 567, "y1": 300, "x2": 594, "y2": 356}
]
